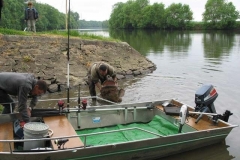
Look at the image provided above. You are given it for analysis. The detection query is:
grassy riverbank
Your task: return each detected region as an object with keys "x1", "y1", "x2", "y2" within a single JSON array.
[
  {"x1": 0, "y1": 28, "x2": 120, "y2": 42},
  {"x1": 190, "y1": 21, "x2": 240, "y2": 30}
]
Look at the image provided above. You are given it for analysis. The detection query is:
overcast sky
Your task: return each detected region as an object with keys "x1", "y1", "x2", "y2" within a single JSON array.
[{"x1": 37, "y1": 0, "x2": 240, "y2": 21}]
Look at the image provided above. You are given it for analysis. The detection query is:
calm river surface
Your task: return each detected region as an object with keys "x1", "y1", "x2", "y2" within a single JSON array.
[{"x1": 44, "y1": 29, "x2": 240, "y2": 159}]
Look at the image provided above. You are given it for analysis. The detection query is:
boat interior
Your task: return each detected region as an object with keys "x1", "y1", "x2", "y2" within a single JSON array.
[{"x1": 0, "y1": 98, "x2": 232, "y2": 153}]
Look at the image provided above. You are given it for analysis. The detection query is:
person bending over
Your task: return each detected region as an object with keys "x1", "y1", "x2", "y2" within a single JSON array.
[
  {"x1": 0, "y1": 72, "x2": 47, "y2": 125},
  {"x1": 87, "y1": 62, "x2": 117, "y2": 100}
]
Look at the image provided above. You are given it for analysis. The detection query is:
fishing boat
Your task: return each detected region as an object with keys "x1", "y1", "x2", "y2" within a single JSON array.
[
  {"x1": 0, "y1": 84, "x2": 237, "y2": 160},
  {"x1": 0, "y1": 1, "x2": 237, "y2": 159}
]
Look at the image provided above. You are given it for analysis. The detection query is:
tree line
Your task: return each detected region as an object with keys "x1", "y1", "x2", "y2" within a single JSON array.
[
  {"x1": 0, "y1": 0, "x2": 108, "y2": 31},
  {"x1": 109, "y1": 0, "x2": 240, "y2": 29},
  {"x1": 0, "y1": 0, "x2": 239, "y2": 31}
]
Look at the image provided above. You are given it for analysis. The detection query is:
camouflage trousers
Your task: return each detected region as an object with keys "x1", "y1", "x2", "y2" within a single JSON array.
[{"x1": 87, "y1": 76, "x2": 98, "y2": 101}]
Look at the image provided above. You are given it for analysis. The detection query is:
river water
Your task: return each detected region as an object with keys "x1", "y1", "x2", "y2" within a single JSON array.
[{"x1": 43, "y1": 29, "x2": 240, "y2": 159}]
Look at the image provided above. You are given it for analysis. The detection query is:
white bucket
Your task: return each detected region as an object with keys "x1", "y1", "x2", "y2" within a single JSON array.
[{"x1": 23, "y1": 122, "x2": 49, "y2": 150}]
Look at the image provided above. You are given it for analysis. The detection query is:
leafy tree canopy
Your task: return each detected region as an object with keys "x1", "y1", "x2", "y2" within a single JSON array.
[
  {"x1": 1, "y1": 0, "x2": 239, "y2": 31},
  {"x1": 109, "y1": 0, "x2": 193, "y2": 29},
  {"x1": 202, "y1": 0, "x2": 240, "y2": 29}
]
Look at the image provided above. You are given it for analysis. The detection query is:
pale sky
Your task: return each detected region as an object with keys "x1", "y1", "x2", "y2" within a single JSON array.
[{"x1": 37, "y1": 0, "x2": 240, "y2": 21}]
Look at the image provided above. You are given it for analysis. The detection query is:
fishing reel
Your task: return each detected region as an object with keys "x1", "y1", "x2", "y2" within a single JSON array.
[
  {"x1": 54, "y1": 138, "x2": 69, "y2": 149},
  {"x1": 57, "y1": 100, "x2": 65, "y2": 113},
  {"x1": 81, "y1": 99, "x2": 87, "y2": 110}
]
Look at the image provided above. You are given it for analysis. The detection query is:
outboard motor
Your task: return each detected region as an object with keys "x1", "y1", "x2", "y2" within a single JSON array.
[{"x1": 194, "y1": 84, "x2": 218, "y2": 123}]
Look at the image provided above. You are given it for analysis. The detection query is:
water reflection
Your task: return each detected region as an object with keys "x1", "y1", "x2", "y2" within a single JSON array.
[
  {"x1": 110, "y1": 29, "x2": 163, "y2": 56},
  {"x1": 164, "y1": 31, "x2": 192, "y2": 56},
  {"x1": 109, "y1": 29, "x2": 192, "y2": 56},
  {"x1": 78, "y1": 28, "x2": 110, "y2": 37},
  {"x1": 203, "y1": 31, "x2": 235, "y2": 61}
]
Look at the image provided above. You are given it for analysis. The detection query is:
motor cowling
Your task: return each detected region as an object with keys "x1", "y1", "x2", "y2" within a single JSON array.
[
  {"x1": 194, "y1": 84, "x2": 218, "y2": 123},
  {"x1": 195, "y1": 84, "x2": 218, "y2": 113}
]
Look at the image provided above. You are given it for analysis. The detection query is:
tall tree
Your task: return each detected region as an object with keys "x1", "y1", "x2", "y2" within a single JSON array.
[
  {"x1": 130, "y1": 0, "x2": 149, "y2": 28},
  {"x1": 150, "y1": 3, "x2": 165, "y2": 28},
  {"x1": 202, "y1": 0, "x2": 239, "y2": 29},
  {"x1": 165, "y1": 3, "x2": 193, "y2": 29},
  {"x1": 109, "y1": 2, "x2": 125, "y2": 28},
  {"x1": 140, "y1": 3, "x2": 165, "y2": 28}
]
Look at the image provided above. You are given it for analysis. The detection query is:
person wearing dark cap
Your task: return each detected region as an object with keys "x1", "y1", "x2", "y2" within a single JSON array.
[
  {"x1": 0, "y1": 72, "x2": 47, "y2": 126},
  {"x1": 87, "y1": 62, "x2": 117, "y2": 100}
]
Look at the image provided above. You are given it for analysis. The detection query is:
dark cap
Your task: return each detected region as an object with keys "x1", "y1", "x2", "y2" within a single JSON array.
[{"x1": 99, "y1": 64, "x2": 107, "y2": 71}]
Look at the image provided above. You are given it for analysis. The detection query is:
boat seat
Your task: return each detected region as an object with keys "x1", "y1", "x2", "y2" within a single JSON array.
[
  {"x1": 43, "y1": 115, "x2": 84, "y2": 150},
  {"x1": 0, "y1": 122, "x2": 14, "y2": 152}
]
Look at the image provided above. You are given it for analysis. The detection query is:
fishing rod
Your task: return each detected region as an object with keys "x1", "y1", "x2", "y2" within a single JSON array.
[{"x1": 67, "y1": 0, "x2": 70, "y2": 113}]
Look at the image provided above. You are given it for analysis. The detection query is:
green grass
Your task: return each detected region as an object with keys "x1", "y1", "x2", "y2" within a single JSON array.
[
  {"x1": 42, "y1": 29, "x2": 121, "y2": 41},
  {"x1": 0, "y1": 28, "x2": 28, "y2": 35},
  {"x1": 0, "y1": 28, "x2": 120, "y2": 42},
  {"x1": 0, "y1": 28, "x2": 121, "y2": 42}
]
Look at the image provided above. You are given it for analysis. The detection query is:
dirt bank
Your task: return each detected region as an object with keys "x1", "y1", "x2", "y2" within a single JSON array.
[{"x1": 0, "y1": 35, "x2": 156, "y2": 92}]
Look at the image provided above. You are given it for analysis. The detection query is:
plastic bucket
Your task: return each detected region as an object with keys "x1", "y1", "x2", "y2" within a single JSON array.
[{"x1": 23, "y1": 122, "x2": 49, "y2": 150}]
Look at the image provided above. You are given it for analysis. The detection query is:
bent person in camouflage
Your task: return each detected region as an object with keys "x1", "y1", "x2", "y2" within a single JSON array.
[{"x1": 87, "y1": 62, "x2": 124, "y2": 102}]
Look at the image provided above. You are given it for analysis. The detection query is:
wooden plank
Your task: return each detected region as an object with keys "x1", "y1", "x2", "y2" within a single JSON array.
[
  {"x1": 155, "y1": 104, "x2": 228, "y2": 131},
  {"x1": 43, "y1": 115, "x2": 84, "y2": 150},
  {"x1": 185, "y1": 115, "x2": 220, "y2": 130},
  {"x1": 0, "y1": 122, "x2": 14, "y2": 152}
]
